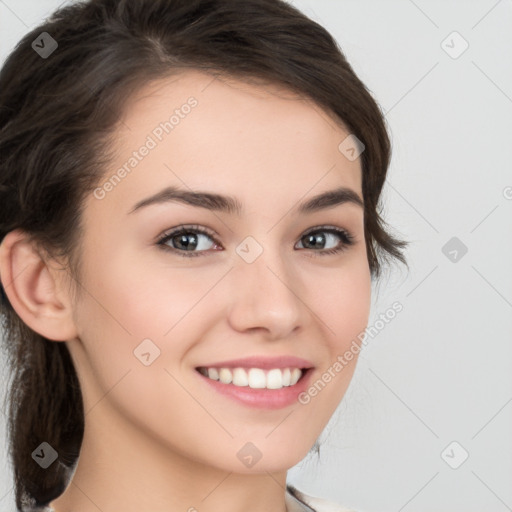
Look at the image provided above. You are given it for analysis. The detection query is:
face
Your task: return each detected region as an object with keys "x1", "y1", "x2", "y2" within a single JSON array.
[{"x1": 66, "y1": 70, "x2": 371, "y2": 474}]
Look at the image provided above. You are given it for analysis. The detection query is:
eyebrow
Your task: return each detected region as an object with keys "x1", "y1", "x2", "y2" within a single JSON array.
[{"x1": 128, "y1": 185, "x2": 364, "y2": 216}]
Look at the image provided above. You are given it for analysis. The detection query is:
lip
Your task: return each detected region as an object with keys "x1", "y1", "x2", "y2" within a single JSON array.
[
  {"x1": 195, "y1": 360, "x2": 315, "y2": 410},
  {"x1": 195, "y1": 355, "x2": 314, "y2": 370}
]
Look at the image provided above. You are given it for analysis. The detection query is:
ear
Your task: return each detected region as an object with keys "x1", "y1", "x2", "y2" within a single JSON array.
[{"x1": 0, "y1": 229, "x2": 78, "y2": 341}]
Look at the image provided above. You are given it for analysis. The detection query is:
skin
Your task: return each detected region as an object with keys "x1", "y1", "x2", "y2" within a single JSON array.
[{"x1": 0, "y1": 70, "x2": 371, "y2": 512}]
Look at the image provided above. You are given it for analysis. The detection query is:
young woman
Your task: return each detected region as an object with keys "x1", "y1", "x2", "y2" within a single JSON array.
[{"x1": 0, "y1": 0, "x2": 408, "y2": 511}]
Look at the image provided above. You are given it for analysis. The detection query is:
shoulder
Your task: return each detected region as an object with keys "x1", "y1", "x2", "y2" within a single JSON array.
[{"x1": 286, "y1": 484, "x2": 358, "y2": 512}]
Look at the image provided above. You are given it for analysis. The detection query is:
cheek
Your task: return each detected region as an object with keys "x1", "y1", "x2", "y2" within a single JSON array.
[
  {"x1": 315, "y1": 254, "x2": 372, "y2": 350},
  {"x1": 75, "y1": 246, "x2": 229, "y2": 382},
  {"x1": 293, "y1": 265, "x2": 370, "y2": 431},
  {"x1": 70, "y1": 251, "x2": 202, "y2": 427},
  {"x1": 305, "y1": 255, "x2": 371, "y2": 405},
  {"x1": 80, "y1": 244, "x2": 203, "y2": 336}
]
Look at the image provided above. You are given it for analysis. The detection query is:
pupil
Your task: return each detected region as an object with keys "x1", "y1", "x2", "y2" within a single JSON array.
[
  {"x1": 306, "y1": 233, "x2": 324, "y2": 249},
  {"x1": 178, "y1": 234, "x2": 197, "y2": 250}
]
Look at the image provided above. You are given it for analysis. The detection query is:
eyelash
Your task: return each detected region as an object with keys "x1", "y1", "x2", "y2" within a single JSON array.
[{"x1": 156, "y1": 224, "x2": 356, "y2": 258}]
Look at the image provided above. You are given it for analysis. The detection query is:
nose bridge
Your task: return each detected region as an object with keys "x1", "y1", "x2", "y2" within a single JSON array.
[
  {"x1": 226, "y1": 232, "x2": 306, "y2": 337},
  {"x1": 235, "y1": 232, "x2": 289, "y2": 288}
]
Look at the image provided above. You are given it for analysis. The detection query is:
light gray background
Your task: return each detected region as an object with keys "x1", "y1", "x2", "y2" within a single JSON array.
[{"x1": 1, "y1": 1, "x2": 511, "y2": 511}]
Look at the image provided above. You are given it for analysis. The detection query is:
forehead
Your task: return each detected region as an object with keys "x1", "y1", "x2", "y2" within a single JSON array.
[{"x1": 98, "y1": 69, "x2": 362, "y2": 215}]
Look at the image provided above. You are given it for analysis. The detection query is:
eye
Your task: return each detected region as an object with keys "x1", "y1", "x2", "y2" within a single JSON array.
[
  {"x1": 156, "y1": 224, "x2": 220, "y2": 258},
  {"x1": 156, "y1": 224, "x2": 356, "y2": 258},
  {"x1": 297, "y1": 226, "x2": 355, "y2": 257}
]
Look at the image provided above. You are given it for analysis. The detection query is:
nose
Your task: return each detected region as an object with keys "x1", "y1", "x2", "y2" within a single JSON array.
[{"x1": 225, "y1": 243, "x2": 309, "y2": 341}]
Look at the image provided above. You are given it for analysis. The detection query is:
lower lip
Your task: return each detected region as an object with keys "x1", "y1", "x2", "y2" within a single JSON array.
[{"x1": 196, "y1": 368, "x2": 314, "y2": 409}]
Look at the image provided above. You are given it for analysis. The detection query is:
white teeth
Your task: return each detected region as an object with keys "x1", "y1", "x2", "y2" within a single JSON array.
[
  {"x1": 218, "y1": 368, "x2": 232, "y2": 384},
  {"x1": 266, "y1": 369, "x2": 283, "y2": 389},
  {"x1": 290, "y1": 368, "x2": 302, "y2": 386},
  {"x1": 232, "y1": 367, "x2": 248, "y2": 387},
  {"x1": 248, "y1": 368, "x2": 266, "y2": 388},
  {"x1": 198, "y1": 366, "x2": 305, "y2": 389},
  {"x1": 282, "y1": 368, "x2": 291, "y2": 386},
  {"x1": 207, "y1": 368, "x2": 219, "y2": 380}
]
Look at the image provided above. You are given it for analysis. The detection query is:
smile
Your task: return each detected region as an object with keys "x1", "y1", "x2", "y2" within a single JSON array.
[
  {"x1": 194, "y1": 355, "x2": 314, "y2": 409},
  {"x1": 197, "y1": 366, "x2": 303, "y2": 390}
]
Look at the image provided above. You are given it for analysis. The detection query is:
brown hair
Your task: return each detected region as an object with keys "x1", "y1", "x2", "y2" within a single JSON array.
[{"x1": 0, "y1": 0, "x2": 408, "y2": 509}]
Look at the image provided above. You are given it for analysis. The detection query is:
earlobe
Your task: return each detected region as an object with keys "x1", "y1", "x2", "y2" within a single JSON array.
[{"x1": 0, "y1": 229, "x2": 78, "y2": 341}]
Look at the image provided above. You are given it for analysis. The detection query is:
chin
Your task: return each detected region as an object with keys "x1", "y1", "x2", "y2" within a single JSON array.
[{"x1": 220, "y1": 438, "x2": 316, "y2": 474}]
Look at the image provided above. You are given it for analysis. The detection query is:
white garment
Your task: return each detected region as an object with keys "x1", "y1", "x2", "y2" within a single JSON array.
[{"x1": 286, "y1": 485, "x2": 356, "y2": 512}]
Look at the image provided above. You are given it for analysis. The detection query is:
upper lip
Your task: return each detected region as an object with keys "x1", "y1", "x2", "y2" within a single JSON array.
[{"x1": 196, "y1": 355, "x2": 314, "y2": 370}]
